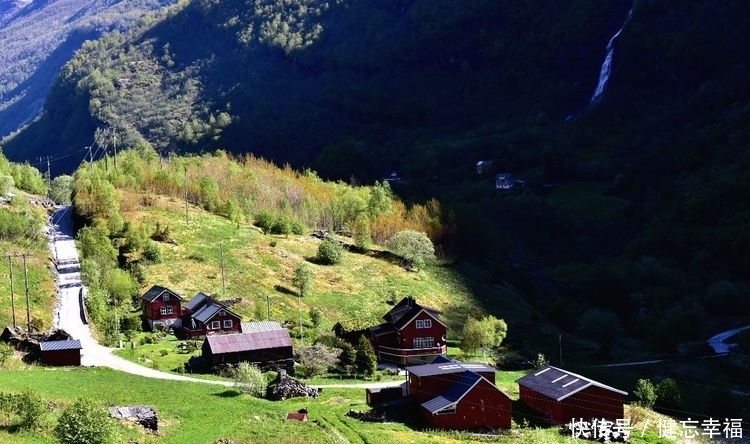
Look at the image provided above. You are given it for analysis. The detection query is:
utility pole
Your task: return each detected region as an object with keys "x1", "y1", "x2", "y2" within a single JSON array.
[
  {"x1": 184, "y1": 167, "x2": 189, "y2": 224},
  {"x1": 112, "y1": 130, "x2": 118, "y2": 173},
  {"x1": 6, "y1": 255, "x2": 17, "y2": 328},
  {"x1": 46, "y1": 156, "x2": 51, "y2": 190},
  {"x1": 23, "y1": 253, "x2": 30, "y2": 332},
  {"x1": 86, "y1": 145, "x2": 93, "y2": 162},
  {"x1": 220, "y1": 243, "x2": 226, "y2": 294},
  {"x1": 266, "y1": 295, "x2": 270, "y2": 321}
]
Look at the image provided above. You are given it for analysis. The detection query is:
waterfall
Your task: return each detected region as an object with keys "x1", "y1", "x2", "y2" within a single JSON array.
[{"x1": 590, "y1": 4, "x2": 635, "y2": 105}]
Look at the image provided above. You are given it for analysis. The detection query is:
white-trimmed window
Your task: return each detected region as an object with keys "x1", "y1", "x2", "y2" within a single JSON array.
[
  {"x1": 413, "y1": 337, "x2": 435, "y2": 348},
  {"x1": 159, "y1": 306, "x2": 173, "y2": 316},
  {"x1": 415, "y1": 319, "x2": 432, "y2": 329},
  {"x1": 162, "y1": 293, "x2": 170, "y2": 302},
  {"x1": 219, "y1": 310, "x2": 226, "y2": 317},
  {"x1": 223, "y1": 320, "x2": 233, "y2": 329},
  {"x1": 210, "y1": 320, "x2": 221, "y2": 330}
]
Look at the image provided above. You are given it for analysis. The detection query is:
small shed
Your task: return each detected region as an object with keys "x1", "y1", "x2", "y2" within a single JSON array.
[
  {"x1": 285, "y1": 412, "x2": 309, "y2": 421},
  {"x1": 517, "y1": 365, "x2": 627, "y2": 424},
  {"x1": 40, "y1": 339, "x2": 81, "y2": 366}
]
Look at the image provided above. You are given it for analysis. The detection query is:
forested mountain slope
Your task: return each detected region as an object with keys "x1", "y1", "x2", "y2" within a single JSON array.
[
  {"x1": 2, "y1": 0, "x2": 750, "y2": 368},
  {"x1": 2, "y1": 0, "x2": 634, "y2": 174},
  {"x1": 0, "y1": 0, "x2": 177, "y2": 139}
]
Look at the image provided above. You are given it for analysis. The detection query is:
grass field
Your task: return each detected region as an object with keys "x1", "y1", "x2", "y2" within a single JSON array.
[
  {"x1": 0, "y1": 364, "x2": 684, "y2": 444},
  {"x1": 123, "y1": 195, "x2": 521, "y2": 339}
]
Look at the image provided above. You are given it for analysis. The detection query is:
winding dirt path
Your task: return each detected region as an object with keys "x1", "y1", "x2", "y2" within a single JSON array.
[{"x1": 49, "y1": 205, "x2": 233, "y2": 386}]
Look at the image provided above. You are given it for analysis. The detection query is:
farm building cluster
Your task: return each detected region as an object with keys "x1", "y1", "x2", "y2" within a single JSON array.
[
  {"x1": 141, "y1": 285, "x2": 294, "y2": 373},
  {"x1": 2, "y1": 286, "x2": 629, "y2": 433},
  {"x1": 365, "y1": 359, "x2": 627, "y2": 431}
]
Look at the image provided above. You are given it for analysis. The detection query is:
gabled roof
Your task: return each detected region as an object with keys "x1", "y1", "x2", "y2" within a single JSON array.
[
  {"x1": 421, "y1": 371, "x2": 510, "y2": 414},
  {"x1": 430, "y1": 355, "x2": 454, "y2": 364},
  {"x1": 368, "y1": 323, "x2": 396, "y2": 336},
  {"x1": 141, "y1": 285, "x2": 183, "y2": 302},
  {"x1": 241, "y1": 321, "x2": 283, "y2": 333},
  {"x1": 192, "y1": 301, "x2": 240, "y2": 324},
  {"x1": 40, "y1": 339, "x2": 82, "y2": 351},
  {"x1": 184, "y1": 292, "x2": 212, "y2": 312},
  {"x1": 407, "y1": 361, "x2": 495, "y2": 377},
  {"x1": 205, "y1": 329, "x2": 292, "y2": 354},
  {"x1": 517, "y1": 365, "x2": 627, "y2": 401},
  {"x1": 382, "y1": 296, "x2": 445, "y2": 330}
]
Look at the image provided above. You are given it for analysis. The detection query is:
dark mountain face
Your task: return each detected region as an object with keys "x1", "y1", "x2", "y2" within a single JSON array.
[
  {"x1": 4, "y1": 1, "x2": 750, "y2": 307},
  {"x1": 0, "y1": 0, "x2": 177, "y2": 140}
]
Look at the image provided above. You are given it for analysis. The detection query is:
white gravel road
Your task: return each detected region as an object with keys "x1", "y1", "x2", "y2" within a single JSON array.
[{"x1": 49, "y1": 205, "x2": 233, "y2": 386}]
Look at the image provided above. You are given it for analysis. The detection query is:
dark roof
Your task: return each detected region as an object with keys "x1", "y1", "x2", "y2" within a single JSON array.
[
  {"x1": 205, "y1": 329, "x2": 293, "y2": 354},
  {"x1": 421, "y1": 371, "x2": 509, "y2": 414},
  {"x1": 407, "y1": 361, "x2": 495, "y2": 377},
  {"x1": 141, "y1": 285, "x2": 183, "y2": 302},
  {"x1": 184, "y1": 292, "x2": 212, "y2": 312},
  {"x1": 430, "y1": 355, "x2": 454, "y2": 364},
  {"x1": 40, "y1": 339, "x2": 82, "y2": 351},
  {"x1": 382, "y1": 297, "x2": 444, "y2": 330},
  {"x1": 192, "y1": 301, "x2": 240, "y2": 324},
  {"x1": 368, "y1": 323, "x2": 396, "y2": 336},
  {"x1": 517, "y1": 365, "x2": 627, "y2": 401}
]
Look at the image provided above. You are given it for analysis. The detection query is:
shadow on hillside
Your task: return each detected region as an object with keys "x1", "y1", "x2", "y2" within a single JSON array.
[
  {"x1": 213, "y1": 390, "x2": 241, "y2": 398},
  {"x1": 274, "y1": 285, "x2": 297, "y2": 296}
]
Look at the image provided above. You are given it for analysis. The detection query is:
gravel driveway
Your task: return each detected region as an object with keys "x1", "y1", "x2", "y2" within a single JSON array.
[{"x1": 49, "y1": 205, "x2": 233, "y2": 386}]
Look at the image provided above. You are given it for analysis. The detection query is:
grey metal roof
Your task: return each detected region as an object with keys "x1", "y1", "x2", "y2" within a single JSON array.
[
  {"x1": 368, "y1": 323, "x2": 396, "y2": 336},
  {"x1": 421, "y1": 371, "x2": 487, "y2": 414},
  {"x1": 241, "y1": 321, "x2": 283, "y2": 333},
  {"x1": 407, "y1": 362, "x2": 495, "y2": 377},
  {"x1": 206, "y1": 329, "x2": 292, "y2": 354},
  {"x1": 40, "y1": 339, "x2": 81, "y2": 351},
  {"x1": 192, "y1": 301, "x2": 239, "y2": 324},
  {"x1": 421, "y1": 395, "x2": 454, "y2": 414},
  {"x1": 184, "y1": 292, "x2": 211, "y2": 311},
  {"x1": 517, "y1": 365, "x2": 627, "y2": 401},
  {"x1": 141, "y1": 285, "x2": 183, "y2": 302}
]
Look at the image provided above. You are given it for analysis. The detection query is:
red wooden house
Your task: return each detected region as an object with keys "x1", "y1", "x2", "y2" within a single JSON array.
[
  {"x1": 420, "y1": 371, "x2": 512, "y2": 430},
  {"x1": 367, "y1": 296, "x2": 447, "y2": 365},
  {"x1": 406, "y1": 361, "x2": 497, "y2": 402},
  {"x1": 517, "y1": 365, "x2": 627, "y2": 424},
  {"x1": 181, "y1": 293, "x2": 242, "y2": 338},
  {"x1": 141, "y1": 285, "x2": 184, "y2": 331}
]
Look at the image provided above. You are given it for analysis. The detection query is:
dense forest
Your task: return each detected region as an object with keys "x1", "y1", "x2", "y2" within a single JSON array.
[{"x1": 2, "y1": 0, "x2": 750, "y2": 368}]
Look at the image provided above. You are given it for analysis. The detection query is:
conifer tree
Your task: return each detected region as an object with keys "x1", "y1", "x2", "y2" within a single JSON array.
[{"x1": 355, "y1": 335, "x2": 377, "y2": 377}]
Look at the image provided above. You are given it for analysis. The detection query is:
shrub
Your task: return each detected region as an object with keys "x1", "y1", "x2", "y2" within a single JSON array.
[
  {"x1": 655, "y1": 378, "x2": 682, "y2": 411},
  {"x1": 54, "y1": 398, "x2": 118, "y2": 444},
  {"x1": 0, "y1": 342, "x2": 13, "y2": 367},
  {"x1": 142, "y1": 241, "x2": 162, "y2": 263},
  {"x1": 385, "y1": 230, "x2": 435, "y2": 270},
  {"x1": 231, "y1": 362, "x2": 267, "y2": 397},
  {"x1": 633, "y1": 378, "x2": 656, "y2": 409},
  {"x1": 296, "y1": 343, "x2": 341, "y2": 377},
  {"x1": 15, "y1": 388, "x2": 46, "y2": 430},
  {"x1": 316, "y1": 237, "x2": 344, "y2": 265}
]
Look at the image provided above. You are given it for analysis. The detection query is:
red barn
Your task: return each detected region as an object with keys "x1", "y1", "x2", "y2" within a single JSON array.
[
  {"x1": 181, "y1": 293, "x2": 242, "y2": 338},
  {"x1": 367, "y1": 296, "x2": 447, "y2": 365},
  {"x1": 420, "y1": 371, "x2": 512, "y2": 430},
  {"x1": 201, "y1": 322, "x2": 294, "y2": 371},
  {"x1": 40, "y1": 339, "x2": 81, "y2": 366},
  {"x1": 517, "y1": 366, "x2": 627, "y2": 424},
  {"x1": 141, "y1": 285, "x2": 184, "y2": 331},
  {"x1": 406, "y1": 361, "x2": 497, "y2": 402}
]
